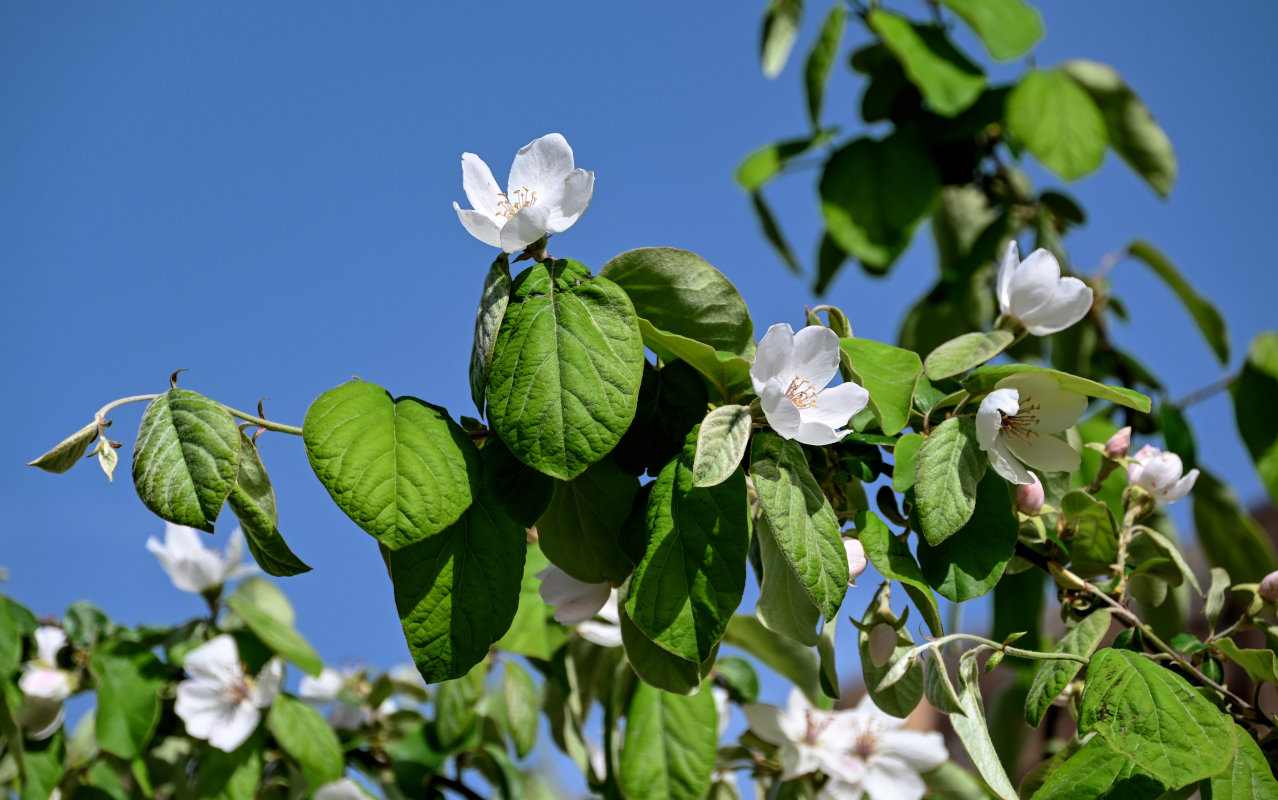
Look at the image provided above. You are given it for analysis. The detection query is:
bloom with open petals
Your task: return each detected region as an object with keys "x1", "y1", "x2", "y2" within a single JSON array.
[
  {"x1": 751, "y1": 324, "x2": 870, "y2": 446},
  {"x1": 146, "y1": 522, "x2": 251, "y2": 595},
  {"x1": 997, "y1": 242, "x2": 1093, "y2": 336},
  {"x1": 1127, "y1": 444, "x2": 1199, "y2": 504},
  {"x1": 536, "y1": 565, "x2": 621, "y2": 647},
  {"x1": 743, "y1": 689, "x2": 864, "y2": 783},
  {"x1": 816, "y1": 695, "x2": 947, "y2": 800},
  {"x1": 175, "y1": 635, "x2": 283, "y2": 752},
  {"x1": 976, "y1": 373, "x2": 1088, "y2": 485},
  {"x1": 453, "y1": 133, "x2": 594, "y2": 253}
]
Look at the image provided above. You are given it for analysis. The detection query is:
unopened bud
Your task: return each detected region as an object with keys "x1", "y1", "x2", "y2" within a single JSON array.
[
  {"x1": 1105, "y1": 426, "x2": 1131, "y2": 460},
  {"x1": 867, "y1": 623, "x2": 897, "y2": 668},
  {"x1": 844, "y1": 538, "x2": 868, "y2": 585},
  {"x1": 1017, "y1": 473, "x2": 1045, "y2": 515},
  {"x1": 1260, "y1": 570, "x2": 1278, "y2": 604}
]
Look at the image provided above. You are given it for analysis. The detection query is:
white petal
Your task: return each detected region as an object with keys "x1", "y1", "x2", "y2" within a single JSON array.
[
  {"x1": 329, "y1": 703, "x2": 366, "y2": 730},
  {"x1": 995, "y1": 374, "x2": 1088, "y2": 433},
  {"x1": 537, "y1": 566, "x2": 611, "y2": 625},
  {"x1": 743, "y1": 702, "x2": 793, "y2": 747},
  {"x1": 793, "y1": 421, "x2": 847, "y2": 446},
  {"x1": 461, "y1": 152, "x2": 503, "y2": 218},
  {"x1": 803, "y1": 381, "x2": 870, "y2": 428},
  {"x1": 183, "y1": 635, "x2": 243, "y2": 687},
  {"x1": 454, "y1": 204, "x2": 503, "y2": 249},
  {"x1": 164, "y1": 522, "x2": 206, "y2": 558},
  {"x1": 988, "y1": 438, "x2": 1035, "y2": 485},
  {"x1": 1007, "y1": 248, "x2": 1062, "y2": 320},
  {"x1": 976, "y1": 388, "x2": 1020, "y2": 451},
  {"x1": 751, "y1": 323, "x2": 795, "y2": 395},
  {"x1": 1159, "y1": 468, "x2": 1199, "y2": 503},
  {"x1": 779, "y1": 744, "x2": 822, "y2": 780},
  {"x1": 19, "y1": 668, "x2": 71, "y2": 701},
  {"x1": 1021, "y1": 277, "x2": 1093, "y2": 336},
  {"x1": 863, "y1": 757, "x2": 928, "y2": 800},
  {"x1": 508, "y1": 133, "x2": 575, "y2": 196},
  {"x1": 252, "y1": 659, "x2": 285, "y2": 708},
  {"x1": 577, "y1": 620, "x2": 623, "y2": 648},
  {"x1": 175, "y1": 680, "x2": 235, "y2": 738},
  {"x1": 299, "y1": 667, "x2": 343, "y2": 703},
  {"x1": 499, "y1": 205, "x2": 552, "y2": 253},
  {"x1": 996, "y1": 240, "x2": 1019, "y2": 314},
  {"x1": 315, "y1": 779, "x2": 370, "y2": 800},
  {"x1": 816, "y1": 778, "x2": 866, "y2": 800},
  {"x1": 761, "y1": 377, "x2": 803, "y2": 440},
  {"x1": 791, "y1": 326, "x2": 841, "y2": 390},
  {"x1": 33, "y1": 627, "x2": 67, "y2": 666},
  {"x1": 1005, "y1": 433, "x2": 1081, "y2": 475},
  {"x1": 877, "y1": 729, "x2": 948, "y2": 771},
  {"x1": 207, "y1": 701, "x2": 261, "y2": 752},
  {"x1": 221, "y1": 528, "x2": 246, "y2": 581},
  {"x1": 597, "y1": 589, "x2": 620, "y2": 624},
  {"x1": 1127, "y1": 444, "x2": 1159, "y2": 484},
  {"x1": 545, "y1": 169, "x2": 594, "y2": 233}
]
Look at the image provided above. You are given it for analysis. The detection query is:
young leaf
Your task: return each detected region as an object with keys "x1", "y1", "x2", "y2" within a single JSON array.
[
  {"x1": 618, "y1": 678, "x2": 718, "y2": 800},
  {"x1": 266, "y1": 694, "x2": 343, "y2": 786},
  {"x1": 914, "y1": 417, "x2": 985, "y2": 546},
  {"x1": 469, "y1": 253, "x2": 511, "y2": 415},
  {"x1": 760, "y1": 0, "x2": 803, "y2": 78},
  {"x1": 916, "y1": 469, "x2": 1017, "y2": 602},
  {"x1": 951, "y1": 650, "x2": 1019, "y2": 800},
  {"x1": 503, "y1": 660, "x2": 539, "y2": 759},
  {"x1": 1007, "y1": 69, "x2": 1107, "y2": 181},
  {"x1": 962, "y1": 364, "x2": 1151, "y2": 412},
  {"x1": 692, "y1": 405, "x2": 752, "y2": 488},
  {"x1": 227, "y1": 431, "x2": 311, "y2": 577},
  {"x1": 89, "y1": 641, "x2": 165, "y2": 760},
  {"x1": 923, "y1": 331, "x2": 1015, "y2": 381},
  {"x1": 722, "y1": 616, "x2": 826, "y2": 708},
  {"x1": 838, "y1": 337, "x2": 922, "y2": 435},
  {"x1": 132, "y1": 389, "x2": 241, "y2": 533},
  {"x1": 922, "y1": 649, "x2": 963, "y2": 715},
  {"x1": 868, "y1": 11, "x2": 985, "y2": 117},
  {"x1": 303, "y1": 380, "x2": 481, "y2": 550},
  {"x1": 1232, "y1": 331, "x2": 1278, "y2": 505},
  {"x1": 1126, "y1": 240, "x2": 1226, "y2": 362},
  {"x1": 535, "y1": 455, "x2": 637, "y2": 585},
  {"x1": 1024, "y1": 609, "x2": 1111, "y2": 727},
  {"x1": 224, "y1": 578, "x2": 323, "y2": 677},
  {"x1": 940, "y1": 0, "x2": 1042, "y2": 60},
  {"x1": 27, "y1": 420, "x2": 98, "y2": 474},
  {"x1": 855, "y1": 510, "x2": 943, "y2": 636},
  {"x1": 804, "y1": 5, "x2": 846, "y2": 128},
  {"x1": 1212, "y1": 639, "x2": 1278, "y2": 687},
  {"x1": 1205, "y1": 567, "x2": 1230, "y2": 631},
  {"x1": 754, "y1": 515, "x2": 821, "y2": 646},
  {"x1": 1207, "y1": 726, "x2": 1278, "y2": 799}
]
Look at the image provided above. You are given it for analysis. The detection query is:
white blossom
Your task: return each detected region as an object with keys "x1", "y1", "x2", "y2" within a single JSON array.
[
  {"x1": 536, "y1": 565, "x2": 621, "y2": 647},
  {"x1": 751, "y1": 324, "x2": 870, "y2": 447},
  {"x1": 1127, "y1": 444, "x2": 1199, "y2": 504},
  {"x1": 314, "y1": 778, "x2": 371, "y2": 800},
  {"x1": 146, "y1": 522, "x2": 252, "y2": 595},
  {"x1": 300, "y1": 666, "x2": 398, "y2": 730},
  {"x1": 175, "y1": 635, "x2": 283, "y2": 752},
  {"x1": 816, "y1": 695, "x2": 947, "y2": 800},
  {"x1": 976, "y1": 373, "x2": 1088, "y2": 485},
  {"x1": 17, "y1": 626, "x2": 72, "y2": 740},
  {"x1": 743, "y1": 689, "x2": 864, "y2": 783},
  {"x1": 453, "y1": 133, "x2": 594, "y2": 253},
  {"x1": 997, "y1": 242, "x2": 1093, "y2": 336}
]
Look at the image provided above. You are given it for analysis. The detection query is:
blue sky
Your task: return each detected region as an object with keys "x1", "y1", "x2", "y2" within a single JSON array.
[{"x1": 3, "y1": 0, "x2": 1275, "y2": 719}]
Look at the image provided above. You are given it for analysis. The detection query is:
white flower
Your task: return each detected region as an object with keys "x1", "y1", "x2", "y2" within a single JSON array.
[
  {"x1": 175, "y1": 635, "x2": 283, "y2": 752},
  {"x1": 536, "y1": 565, "x2": 621, "y2": 647},
  {"x1": 314, "y1": 778, "x2": 370, "y2": 800},
  {"x1": 17, "y1": 626, "x2": 71, "y2": 740},
  {"x1": 976, "y1": 373, "x2": 1088, "y2": 485},
  {"x1": 299, "y1": 666, "x2": 395, "y2": 730},
  {"x1": 453, "y1": 133, "x2": 595, "y2": 253},
  {"x1": 1127, "y1": 444, "x2": 1199, "y2": 504},
  {"x1": 751, "y1": 324, "x2": 870, "y2": 446},
  {"x1": 816, "y1": 695, "x2": 947, "y2": 800},
  {"x1": 146, "y1": 522, "x2": 251, "y2": 595},
  {"x1": 743, "y1": 689, "x2": 863, "y2": 783},
  {"x1": 996, "y1": 242, "x2": 1093, "y2": 336}
]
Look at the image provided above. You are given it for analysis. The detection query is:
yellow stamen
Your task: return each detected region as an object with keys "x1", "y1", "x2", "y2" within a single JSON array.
[
  {"x1": 495, "y1": 186, "x2": 538, "y2": 219},
  {"x1": 785, "y1": 376, "x2": 819, "y2": 409}
]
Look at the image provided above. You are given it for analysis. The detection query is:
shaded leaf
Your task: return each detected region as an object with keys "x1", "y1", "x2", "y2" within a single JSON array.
[
  {"x1": 1193, "y1": 470, "x2": 1277, "y2": 584},
  {"x1": 917, "y1": 469, "x2": 1018, "y2": 602},
  {"x1": 804, "y1": 5, "x2": 846, "y2": 128},
  {"x1": 951, "y1": 651, "x2": 1019, "y2": 800},
  {"x1": 227, "y1": 431, "x2": 310, "y2": 577},
  {"x1": 723, "y1": 615, "x2": 825, "y2": 708},
  {"x1": 536, "y1": 455, "x2": 636, "y2": 585},
  {"x1": 469, "y1": 254, "x2": 511, "y2": 415},
  {"x1": 1233, "y1": 331, "x2": 1278, "y2": 505},
  {"x1": 855, "y1": 510, "x2": 943, "y2": 636},
  {"x1": 869, "y1": 11, "x2": 985, "y2": 117},
  {"x1": 1024, "y1": 610, "x2": 1111, "y2": 727}
]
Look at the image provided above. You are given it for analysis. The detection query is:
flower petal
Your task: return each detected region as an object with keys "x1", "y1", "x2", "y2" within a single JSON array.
[
  {"x1": 1005, "y1": 433, "x2": 1081, "y2": 475},
  {"x1": 33, "y1": 627, "x2": 67, "y2": 667},
  {"x1": 1160, "y1": 468, "x2": 1199, "y2": 504},
  {"x1": 299, "y1": 667, "x2": 343, "y2": 703},
  {"x1": 803, "y1": 381, "x2": 869, "y2": 429},
  {"x1": 1021, "y1": 276, "x2": 1093, "y2": 336},
  {"x1": 183, "y1": 635, "x2": 242, "y2": 687},
  {"x1": 545, "y1": 169, "x2": 595, "y2": 233},
  {"x1": 751, "y1": 323, "x2": 795, "y2": 395},
  {"x1": 863, "y1": 757, "x2": 929, "y2": 800},
  {"x1": 508, "y1": 133, "x2": 575, "y2": 196},
  {"x1": 791, "y1": 325, "x2": 841, "y2": 390},
  {"x1": 988, "y1": 438, "x2": 1035, "y2": 485},
  {"x1": 761, "y1": 376, "x2": 803, "y2": 440},
  {"x1": 454, "y1": 205, "x2": 503, "y2": 249},
  {"x1": 976, "y1": 388, "x2": 1020, "y2": 451},
  {"x1": 793, "y1": 421, "x2": 846, "y2": 446},
  {"x1": 460, "y1": 152, "x2": 503, "y2": 218},
  {"x1": 877, "y1": 729, "x2": 948, "y2": 771},
  {"x1": 577, "y1": 620, "x2": 623, "y2": 648},
  {"x1": 207, "y1": 701, "x2": 261, "y2": 752},
  {"x1": 996, "y1": 240, "x2": 1019, "y2": 314},
  {"x1": 1007, "y1": 248, "x2": 1062, "y2": 321},
  {"x1": 315, "y1": 779, "x2": 371, "y2": 800},
  {"x1": 742, "y1": 702, "x2": 791, "y2": 747},
  {"x1": 252, "y1": 659, "x2": 285, "y2": 708},
  {"x1": 19, "y1": 668, "x2": 71, "y2": 701},
  {"x1": 175, "y1": 680, "x2": 234, "y2": 738},
  {"x1": 537, "y1": 566, "x2": 611, "y2": 625},
  {"x1": 499, "y1": 205, "x2": 551, "y2": 253},
  {"x1": 221, "y1": 528, "x2": 246, "y2": 582},
  {"x1": 995, "y1": 375, "x2": 1088, "y2": 433}
]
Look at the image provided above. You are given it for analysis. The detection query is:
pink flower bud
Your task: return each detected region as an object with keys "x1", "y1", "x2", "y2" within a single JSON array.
[
  {"x1": 1105, "y1": 426, "x2": 1131, "y2": 460},
  {"x1": 844, "y1": 538, "x2": 868, "y2": 585},
  {"x1": 867, "y1": 623, "x2": 897, "y2": 668},
  {"x1": 1260, "y1": 571, "x2": 1278, "y2": 604},
  {"x1": 1017, "y1": 473, "x2": 1045, "y2": 514}
]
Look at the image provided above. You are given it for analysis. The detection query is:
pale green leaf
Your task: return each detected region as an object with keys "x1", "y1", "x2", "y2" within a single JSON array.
[
  {"x1": 760, "y1": 0, "x2": 803, "y2": 78},
  {"x1": 924, "y1": 331, "x2": 1015, "y2": 381},
  {"x1": 267, "y1": 694, "x2": 343, "y2": 786},
  {"x1": 723, "y1": 615, "x2": 826, "y2": 708},
  {"x1": 1025, "y1": 610, "x2": 1111, "y2": 727},
  {"x1": 1207, "y1": 726, "x2": 1278, "y2": 799},
  {"x1": 869, "y1": 11, "x2": 985, "y2": 117},
  {"x1": 952, "y1": 651, "x2": 1019, "y2": 800},
  {"x1": 1033, "y1": 735, "x2": 1164, "y2": 799},
  {"x1": 1007, "y1": 69, "x2": 1107, "y2": 181},
  {"x1": 493, "y1": 544, "x2": 566, "y2": 660},
  {"x1": 619, "y1": 679, "x2": 718, "y2": 800},
  {"x1": 838, "y1": 338, "x2": 922, "y2": 435},
  {"x1": 90, "y1": 641, "x2": 165, "y2": 760},
  {"x1": 817, "y1": 616, "x2": 839, "y2": 700},
  {"x1": 27, "y1": 420, "x2": 97, "y2": 474},
  {"x1": 224, "y1": 578, "x2": 322, "y2": 677},
  {"x1": 692, "y1": 405, "x2": 752, "y2": 488},
  {"x1": 858, "y1": 584, "x2": 923, "y2": 718},
  {"x1": 736, "y1": 135, "x2": 827, "y2": 192},
  {"x1": 1061, "y1": 489, "x2": 1120, "y2": 577},
  {"x1": 940, "y1": 0, "x2": 1042, "y2": 60},
  {"x1": 892, "y1": 433, "x2": 924, "y2": 493},
  {"x1": 963, "y1": 364, "x2": 1151, "y2": 412},
  {"x1": 914, "y1": 417, "x2": 985, "y2": 546},
  {"x1": 1212, "y1": 639, "x2": 1278, "y2": 686},
  {"x1": 503, "y1": 661, "x2": 539, "y2": 759},
  {"x1": 639, "y1": 318, "x2": 754, "y2": 403},
  {"x1": 922, "y1": 649, "x2": 963, "y2": 715}
]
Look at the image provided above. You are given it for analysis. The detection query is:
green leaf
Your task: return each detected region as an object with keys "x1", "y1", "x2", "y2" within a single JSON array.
[
  {"x1": 924, "y1": 331, "x2": 1015, "y2": 381},
  {"x1": 916, "y1": 469, "x2": 1018, "y2": 602},
  {"x1": 749, "y1": 433, "x2": 849, "y2": 620},
  {"x1": 132, "y1": 389, "x2": 241, "y2": 533},
  {"x1": 754, "y1": 515, "x2": 821, "y2": 646},
  {"x1": 922, "y1": 649, "x2": 963, "y2": 715},
  {"x1": 1079, "y1": 648, "x2": 1236, "y2": 787},
  {"x1": 615, "y1": 360, "x2": 709, "y2": 478},
  {"x1": 838, "y1": 338, "x2": 922, "y2": 436},
  {"x1": 487, "y1": 259, "x2": 644, "y2": 481},
  {"x1": 1207, "y1": 726, "x2": 1278, "y2": 799},
  {"x1": 1126, "y1": 240, "x2": 1226, "y2": 362},
  {"x1": 194, "y1": 733, "x2": 263, "y2": 800},
  {"x1": 940, "y1": 0, "x2": 1042, "y2": 59},
  {"x1": 618, "y1": 678, "x2": 718, "y2": 800},
  {"x1": 0, "y1": 596, "x2": 20, "y2": 677},
  {"x1": 692, "y1": 405, "x2": 752, "y2": 488},
  {"x1": 503, "y1": 661, "x2": 539, "y2": 759},
  {"x1": 224, "y1": 578, "x2": 322, "y2": 677},
  {"x1": 855, "y1": 510, "x2": 943, "y2": 637},
  {"x1": 480, "y1": 433, "x2": 555, "y2": 529},
  {"x1": 600, "y1": 247, "x2": 755, "y2": 358},
  {"x1": 951, "y1": 651, "x2": 1019, "y2": 800},
  {"x1": 751, "y1": 190, "x2": 803, "y2": 275},
  {"x1": 1024, "y1": 610, "x2": 1111, "y2": 727},
  {"x1": 760, "y1": 0, "x2": 803, "y2": 78},
  {"x1": 1061, "y1": 60, "x2": 1178, "y2": 197},
  {"x1": 858, "y1": 584, "x2": 923, "y2": 718},
  {"x1": 266, "y1": 694, "x2": 343, "y2": 786},
  {"x1": 914, "y1": 417, "x2": 985, "y2": 546},
  {"x1": 469, "y1": 254, "x2": 512, "y2": 415},
  {"x1": 1160, "y1": 402, "x2": 1198, "y2": 471},
  {"x1": 536, "y1": 455, "x2": 636, "y2": 585},
  {"x1": 27, "y1": 420, "x2": 98, "y2": 474},
  {"x1": 1033, "y1": 736, "x2": 1165, "y2": 800},
  {"x1": 494, "y1": 544, "x2": 566, "y2": 660},
  {"x1": 1007, "y1": 69, "x2": 1107, "y2": 181},
  {"x1": 963, "y1": 364, "x2": 1151, "y2": 412},
  {"x1": 227, "y1": 431, "x2": 310, "y2": 577},
  {"x1": 90, "y1": 641, "x2": 165, "y2": 760},
  {"x1": 1193, "y1": 470, "x2": 1277, "y2": 584},
  {"x1": 21, "y1": 731, "x2": 65, "y2": 800},
  {"x1": 820, "y1": 133, "x2": 941, "y2": 272},
  {"x1": 639, "y1": 319, "x2": 754, "y2": 402},
  {"x1": 1130, "y1": 526, "x2": 1201, "y2": 595},
  {"x1": 892, "y1": 433, "x2": 924, "y2": 493},
  {"x1": 868, "y1": 11, "x2": 985, "y2": 117},
  {"x1": 1062, "y1": 489, "x2": 1120, "y2": 577},
  {"x1": 619, "y1": 601, "x2": 712, "y2": 695},
  {"x1": 722, "y1": 615, "x2": 825, "y2": 708},
  {"x1": 303, "y1": 380, "x2": 481, "y2": 549},
  {"x1": 1212, "y1": 639, "x2": 1278, "y2": 686},
  {"x1": 1205, "y1": 568, "x2": 1229, "y2": 630},
  {"x1": 715, "y1": 657, "x2": 759, "y2": 704},
  {"x1": 736, "y1": 135, "x2": 830, "y2": 193},
  {"x1": 1233, "y1": 331, "x2": 1278, "y2": 505},
  {"x1": 817, "y1": 616, "x2": 839, "y2": 700},
  {"x1": 804, "y1": 5, "x2": 846, "y2": 128},
  {"x1": 628, "y1": 429, "x2": 749, "y2": 663},
  {"x1": 387, "y1": 484, "x2": 525, "y2": 683},
  {"x1": 94, "y1": 433, "x2": 119, "y2": 482}
]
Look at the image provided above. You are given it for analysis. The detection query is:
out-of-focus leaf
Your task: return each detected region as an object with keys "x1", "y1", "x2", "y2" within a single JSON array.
[
  {"x1": 1233, "y1": 331, "x2": 1278, "y2": 505},
  {"x1": 1007, "y1": 69, "x2": 1107, "y2": 181},
  {"x1": 1193, "y1": 470, "x2": 1277, "y2": 584},
  {"x1": 941, "y1": 0, "x2": 1042, "y2": 60},
  {"x1": 804, "y1": 5, "x2": 846, "y2": 128},
  {"x1": 760, "y1": 0, "x2": 803, "y2": 78},
  {"x1": 869, "y1": 12, "x2": 985, "y2": 117},
  {"x1": 751, "y1": 191, "x2": 802, "y2": 275}
]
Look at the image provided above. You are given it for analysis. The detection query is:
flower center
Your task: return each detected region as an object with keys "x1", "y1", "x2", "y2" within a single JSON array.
[
  {"x1": 803, "y1": 709, "x2": 833, "y2": 744},
  {"x1": 785, "y1": 376, "x2": 819, "y2": 409},
  {"x1": 852, "y1": 729, "x2": 879, "y2": 760},
  {"x1": 227, "y1": 674, "x2": 253, "y2": 704},
  {"x1": 495, "y1": 186, "x2": 537, "y2": 219},
  {"x1": 998, "y1": 396, "x2": 1040, "y2": 442}
]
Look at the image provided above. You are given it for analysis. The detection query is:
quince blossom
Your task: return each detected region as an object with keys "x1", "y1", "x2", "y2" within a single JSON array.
[
  {"x1": 300, "y1": 666, "x2": 398, "y2": 730},
  {"x1": 976, "y1": 374, "x2": 1087, "y2": 485},
  {"x1": 536, "y1": 565, "x2": 621, "y2": 648},
  {"x1": 454, "y1": 133, "x2": 594, "y2": 253},
  {"x1": 17, "y1": 626, "x2": 72, "y2": 740},
  {"x1": 147, "y1": 522, "x2": 252, "y2": 595},
  {"x1": 1127, "y1": 444, "x2": 1199, "y2": 504},
  {"x1": 175, "y1": 634, "x2": 283, "y2": 752},
  {"x1": 1016, "y1": 473, "x2": 1045, "y2": 514},
  {"x1": 816, "y1": 695, "x2": 947, "y2": 800},
  {"x1": 997, "y1": 242, "x2": 1093, "y2": 336},
  {"x1": 743, "y1": 689, "x2": 863, "y2": 783},
  {"x1": 314, "y1": 779, "x2": 371, "y2": 800},
  {"x1": 751, "y1": 324, "x2": 870, "y2": 446}
]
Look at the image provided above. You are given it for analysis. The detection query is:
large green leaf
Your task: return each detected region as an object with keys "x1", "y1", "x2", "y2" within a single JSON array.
[
  {"x1": 27, "y1": 420, "x2": 98, "y2": 474},
  {"x1": 951, "y1": 651, "x2": 1019, "y2": 800},
  {"x1": 639, "y1": 319, "x2": 754, "y2": 402},
  {"x1": 749, "y1": 433, "x2": 849, "y2": 620},
  {"x1": 89, "y1": 641, "x2": 165, "y2": 760},
  {"x1": 1007, "y1": 69, "x2": 1107, "y2": 181},
  {"x1": 536, "y1": 455, "x2": 636, "y2": 585},
  {"x1": 1192, "y1": 471, "x2": 1277, "y2": 584},
  {"x1": 628, "y1": 429, "x2": 749, "y2": 663},
  {"x1": 224, "y1": 578, "x2": 322, "y2": 677},
  {"x1": 487, "y1": 258, "x2": 644, "y2": 481},
  {"x1": 1033, "y1": 736, "x2": 1164, "y2": 800},
  {"x1": 1079, "y1": 648, "x2": 1236, "y2": 788},
  {"x1": 303, "y1": 380, "x2": 481, "y2": 550},
  {"x1": 1207, "y1": 726, "x2": 1278, "y2": 799},
  {"x1": 940, "y1": 0, "x2": 1042, "y2": 60},
  {"x1": 924, "y1": 331, "x2": 1014, "y2": 381},
  {"x1": 1024, "y1": 610, "x2": 1111, "y2": 727},
  {"x1": 1126, "y1": 240, "x2": 1226, "y2": 362},
  {"x1": 914, "y1": 417, "x2": 985, "y2": 546},
  {"x1": 855, "y1": 510, "x2": 943, "y2": 637},
  {"x1": 820, "y1": 133, "x2": 941, "y2": 272},
  {"x1": 754, "y1": 515, "x2": 821, "y2": 646},
  {"x1": 619, "y1": 602, "x2": 713, "y2": 696},
  {"x1": 868, "y1": 11, "x2": 985, "y2": 117},
  {"x1": 963, "y1": 364, "x2": 1151, "y2": 412},
  {"x1": 479, "y1": 433, "x2": 554, "y2": 529},
  {"x1": 227, "y1": 431, "x2": 310, "y2": 577},
  {"x1": 618, "y1": 679, "x2": 718, "y2": 800},
  {"x1": 266, "y1": 694, "x2": 343, "y2": 787},
  {"x1": 132, "y1": 389, "x2": 241, "y2": 533},
  {"x1": 469, "y1": 254, "x2": 511, "y2": 415},
  {"x1": 600, "y1": 247, "x2": 754, "y2": 358},
  {"x1": 692, "y1": 405, "x2": 752, "y2": 488},
  {"x1": 838, "y1": 338, "x2": 922, "y2": 435},
  {"x1": 1233, "y1": 331, "x2": 1278, "y2": 505},
  {"x1": 722, "y1": 616, "x2": 825, "y2": 708},
  {"x1": 916, "y1": 469, "x2": 1018, "y2": 602},
  {"x1": 804, "y1": 5, "x2": 845, "y2": 128},
  {"x1": 1061, "y1": 60, "x2": 1177, "y2": 197},
  {"x1": 760, "y1": 0, "x2": 803, "y2": 78},
  {"x1": 386, "y1": 485, "x2": 526, "y2": 683}
]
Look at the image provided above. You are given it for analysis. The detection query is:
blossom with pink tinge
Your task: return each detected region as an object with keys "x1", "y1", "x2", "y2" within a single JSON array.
[
  {"x1": 1105, "y1": 426, "x2": 1132, "y2": 460},
  {"x1": 1017, "y1": 473, "x2": 1045, "y2": 514},
  {"x1": 996, "y1": 241, "x2": 1093, "y2": 336},
  {"x1": 1259, "y1": 571, "x2": 1278, "y2": 604},
  {"x1": 1127, "y1": 444, "x2": 1199, "y2": 504},
  {"x1": 844, "y1": 538, "x2": 868, "y2": 585}
]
